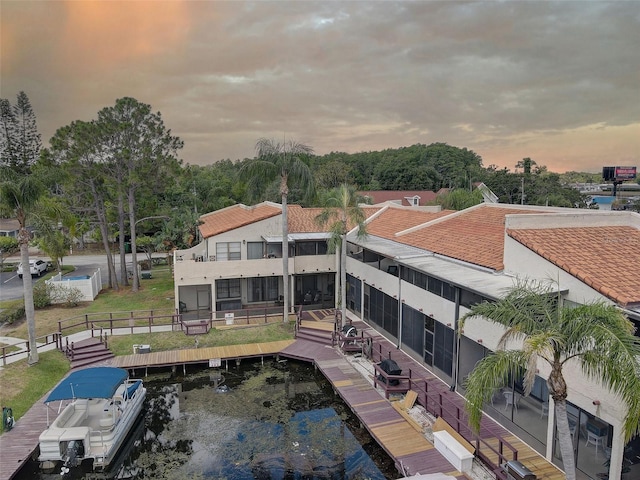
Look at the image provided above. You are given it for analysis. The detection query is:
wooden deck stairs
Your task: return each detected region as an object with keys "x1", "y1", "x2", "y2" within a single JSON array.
[
  {"x1": 295, "y1": 318, "x2": 336, "y2": 345},
  {"x1": 65, "y1": 337, "x2": 115, "y2": 369}
]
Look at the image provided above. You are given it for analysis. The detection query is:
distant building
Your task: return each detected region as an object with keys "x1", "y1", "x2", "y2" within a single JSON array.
[
  {"x1": 0, "y1": 218, "x2": 21, "y2": 237},
  {"x1": 358, "y1": 190, "x2": 438, "y2": 207}
]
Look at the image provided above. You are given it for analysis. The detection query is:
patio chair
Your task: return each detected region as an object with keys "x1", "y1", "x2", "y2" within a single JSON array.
[{"x1": 504, "y1": 391, "x2": 518, "y2": 411}]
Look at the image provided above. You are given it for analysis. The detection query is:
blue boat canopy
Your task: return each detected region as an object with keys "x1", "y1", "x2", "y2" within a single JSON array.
[{"x1": 46, "y1": 367, "x2": 129, "y2": 403}]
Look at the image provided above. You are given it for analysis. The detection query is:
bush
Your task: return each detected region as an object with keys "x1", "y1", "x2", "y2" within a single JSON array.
[
  {"x1": 0, "y1": 304, "x2": 25, "y2": 325},
  {"x1": 1, "y1": 262, "x2": 19, "y2": 273},
  {"x1": 32, "y1": 282, "x2": 52, "y2": 309},
  {"x1": 49, "y1": 284, "x2": 83, "y2": 308}
]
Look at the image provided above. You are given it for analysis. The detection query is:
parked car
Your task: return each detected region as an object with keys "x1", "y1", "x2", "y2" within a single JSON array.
[{"x1": 17, "y1": 259, "x2": 49, "y2": 278}]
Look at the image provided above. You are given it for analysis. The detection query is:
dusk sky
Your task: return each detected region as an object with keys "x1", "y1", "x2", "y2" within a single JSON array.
[{"x1": 2, "y1": 0, "x2": 639, "y2": 173}]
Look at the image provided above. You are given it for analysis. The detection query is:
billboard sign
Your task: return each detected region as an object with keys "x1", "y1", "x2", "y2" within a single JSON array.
[
  {"x1": 614, "y1": 166, "x2": 636, "y2": 180},
  {"x1": 603, "y1": 166, "x2": 637, "y2": 181}
]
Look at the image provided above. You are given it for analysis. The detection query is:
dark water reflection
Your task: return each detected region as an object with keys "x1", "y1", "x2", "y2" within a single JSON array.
[{"x1": 17, "y1": 359, "x2": 397, "y2": 479}]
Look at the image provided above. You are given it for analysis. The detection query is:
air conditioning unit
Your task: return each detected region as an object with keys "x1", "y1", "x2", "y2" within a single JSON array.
[
  {"x1": 505, "y1": 460, "x2": 536, "y2": 480},
  {"x1": 132, "y1": 344, "x2": 151, "y2": 354}
]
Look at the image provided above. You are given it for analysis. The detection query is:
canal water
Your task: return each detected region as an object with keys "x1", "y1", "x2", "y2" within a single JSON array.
[{"x1": 16, "y1": 359, "x2": 398, "y2": 479}]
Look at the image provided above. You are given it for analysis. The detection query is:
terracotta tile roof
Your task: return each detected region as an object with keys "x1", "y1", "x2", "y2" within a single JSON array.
[
  {"x1": 396, "y1": 205, "x2": 545, "y2": 270},
  {"x1": 359, "y1": 190, "x2": 438, "y2": 206},
  {"x1": 288, "y1": 206, "x2": 326, "y2": 233},
  {"x1": 366, "y1": 208, "x2": 455, "y2": 238},
  {"x1": 508, "y1": 226, "x2": 640, "y2": 306},
  {"x1": 200, "y1": 203, "x2": 382, "y2": 238},
  {"x1": 198, "y1": 203, "x2": 281, "y2": 238},
  {"x1": 290, "y1": 205, "x2": 382, "y2": 233}
]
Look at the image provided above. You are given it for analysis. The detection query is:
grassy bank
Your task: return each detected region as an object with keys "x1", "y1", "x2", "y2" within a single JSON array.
[{"x1": 107, "y1": 322, "x2": 294, "y2": 355}]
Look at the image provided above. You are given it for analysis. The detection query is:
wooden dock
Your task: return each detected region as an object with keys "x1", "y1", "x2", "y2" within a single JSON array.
[
  {"x1": 335, "y1": 320, "x2": 566, "y2": 480},
  {"x1": 110, "y1": 339, "x2": 296, "y2": 371},
  {"x1": 0, "y1": 314, "x2": 566, "y2": 480},
  {"x1": 279, "y1": 335, "x2": 469, "y2": 478}
]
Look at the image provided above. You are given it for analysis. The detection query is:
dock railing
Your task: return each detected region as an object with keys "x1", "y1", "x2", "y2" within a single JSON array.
[{"x1": 367, "y1": 340, "x2": 518, "y2": 478}]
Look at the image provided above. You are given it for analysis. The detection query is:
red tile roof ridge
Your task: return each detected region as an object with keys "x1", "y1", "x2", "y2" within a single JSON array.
[{"x1": 395, "y1": 203, "x2": 488, "y2": 237}]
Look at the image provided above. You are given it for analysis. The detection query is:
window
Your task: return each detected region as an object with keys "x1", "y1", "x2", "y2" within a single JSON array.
[
  {"x1": 364, "y1": 285, "x2": 398, "y2": 338},
  {"x1": 247, "y1": 242, "x2": 264, "y2": 260},
  {"x1": 248, "y1": 277, "x2": 278, "y2": 302},
  {"x1": 216, "y1": 242, "x2": 241, "y2": 261},
  {"x1": 427, "y1": 276, "x2": 442, "y2": 295},
  {"x1": 442, "y1": 282, "x2": 456, "y2": 302},
  {"x1": 216, "y1": 279, "x2": 240, "y2": 299},
  {"x1": 433, "y1": 322, "x2": 454, "y2": 376},
  {"x1": 346, "y1": 274, "x2": 361, "y2": 313},
  {"x1": 460, "y1": 289, "x2": 485, "y2": 309},
  {"x1": 401, "y1": 267, "x2": 413, "y2": 283},
  {"x1": 415, "y1": 271, "x2": 427, "y2": 290},
  {"x1": 266, "y1": 243, "x2": 282, "y2": 258},
  {"x1": 402, "y1": 305, "x2": 424, "y2": 356},
  {"x1": 424, "y1": 315, "x2": 435, "y2": 366},
  {"x1": 383, "y1": 295, "x2": 398, "y2": 337},
  {"x1": 363, "y1": 249, "x2": 382, "y2": 264},
  {"x1": 296, "y1": 241, "x2": 323, "y2": 256}
]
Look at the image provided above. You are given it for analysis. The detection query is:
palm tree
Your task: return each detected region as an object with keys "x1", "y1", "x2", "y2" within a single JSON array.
[
  {"x1": 460, "y1": 280, "x2": 640, "y2": 480},
  {"x1": 315, "y1": 184, "x2": 368, "y2": 327},
  {"x1": 0, "y1": 172, "x2": 47, "y2": 364},
  {"x1": 240, "y1": 138, "x2": 314, "y2": 322}
]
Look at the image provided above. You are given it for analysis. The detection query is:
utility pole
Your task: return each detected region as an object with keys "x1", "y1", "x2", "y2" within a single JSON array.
[{"x1": 521, "y1": 177, "x2": 525, "y2": 205}]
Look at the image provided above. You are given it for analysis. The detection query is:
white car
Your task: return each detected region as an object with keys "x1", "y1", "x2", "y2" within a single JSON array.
[{"x1": 17, "y1": 259, "x2": 49, "y2": 278}]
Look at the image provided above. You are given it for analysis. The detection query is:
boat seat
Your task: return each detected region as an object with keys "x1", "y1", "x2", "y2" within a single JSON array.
[{"x1": 99, "y1": 416, "x2": 114, "y2": 428}]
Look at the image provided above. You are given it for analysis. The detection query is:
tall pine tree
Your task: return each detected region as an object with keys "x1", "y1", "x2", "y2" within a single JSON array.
[{"x1": 0, "y1": 91, "x2": 41, "y2": 174}]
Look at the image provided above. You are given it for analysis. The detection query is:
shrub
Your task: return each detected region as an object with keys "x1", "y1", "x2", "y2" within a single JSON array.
[
  {"x1": 32, "y1": 282, "x2": 52, "y2": 309},
  {"x1": 50, "y1": 284, "x2": 83, "y2": 308},
  {"x1": 0, "y1": 304, "x2": 25, "y2": 325}
]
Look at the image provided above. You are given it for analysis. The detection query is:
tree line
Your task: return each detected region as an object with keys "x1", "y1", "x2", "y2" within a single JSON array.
[{"x1": 0, "y1": 92, "x2": 616, "y2": 283}]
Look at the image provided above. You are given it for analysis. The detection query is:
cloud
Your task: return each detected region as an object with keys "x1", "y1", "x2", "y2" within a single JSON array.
[{"x1": 2, "y1": 0, "x2": 639, "y2": 173}]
